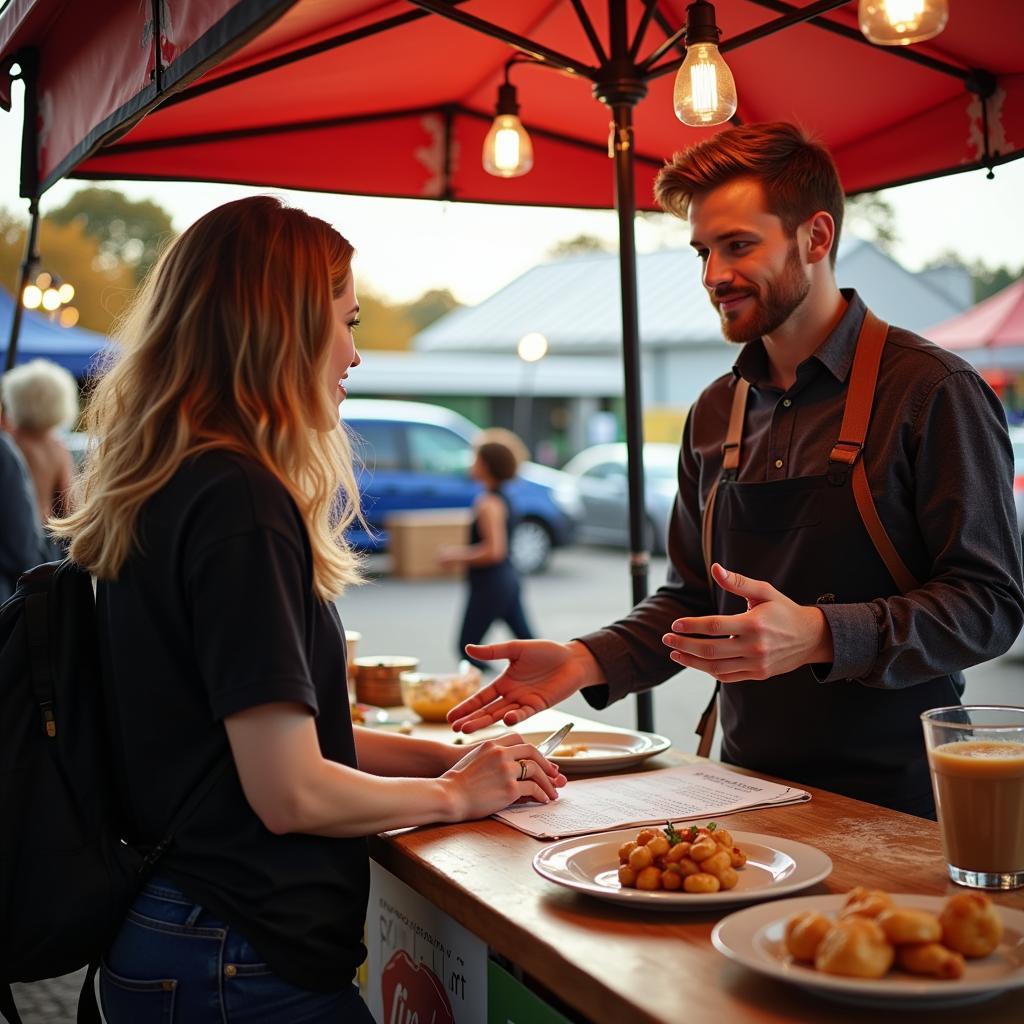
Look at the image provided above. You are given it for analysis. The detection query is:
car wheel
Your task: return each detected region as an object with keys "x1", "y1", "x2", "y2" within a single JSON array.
[{"x1": 510, "y1": 518, "x2": 553, "y2": 575}]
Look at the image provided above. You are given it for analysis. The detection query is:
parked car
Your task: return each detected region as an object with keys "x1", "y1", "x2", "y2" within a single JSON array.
[
  {"x1": 340, "y1": 399, "x2": 581, "y2": 574},
  {"x1": 562, "y1": 442, "x2": 679, "y2": 555}
]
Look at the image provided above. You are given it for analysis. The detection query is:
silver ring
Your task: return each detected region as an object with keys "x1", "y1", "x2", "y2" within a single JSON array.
[{"x1": 517, "y1": 759, "x2": 529, "y2": 781}]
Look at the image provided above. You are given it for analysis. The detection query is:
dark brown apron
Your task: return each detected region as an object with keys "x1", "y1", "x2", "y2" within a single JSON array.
[{"x1": 696, "y1": 310, "x2": 962, "y2": 817}]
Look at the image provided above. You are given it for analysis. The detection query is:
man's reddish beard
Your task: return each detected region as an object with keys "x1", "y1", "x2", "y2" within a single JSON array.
[{"x1": 711, "y1": 240, "x2": 810, "y2": 344}]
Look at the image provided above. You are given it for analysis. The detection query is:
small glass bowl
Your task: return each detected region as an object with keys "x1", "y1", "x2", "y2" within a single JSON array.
[{"x1": 400, "y1": 664, "x2": 482, "y2": 723}]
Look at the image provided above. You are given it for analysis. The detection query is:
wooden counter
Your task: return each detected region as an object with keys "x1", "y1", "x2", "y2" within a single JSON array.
[{"x1": 368, "y1": 711, "x2": 1024, "y2": 1023}]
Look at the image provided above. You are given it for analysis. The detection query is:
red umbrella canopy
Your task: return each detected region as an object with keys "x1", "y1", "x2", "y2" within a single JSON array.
[
  {"x1": 926, "y1": 279, "x2": 1024, "y2": 351},
  {"x1": 2, "y1": 1, "x2": 1022, "y2": 204}
]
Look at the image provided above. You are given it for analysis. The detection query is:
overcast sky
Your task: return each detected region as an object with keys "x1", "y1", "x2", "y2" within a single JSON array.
[{"x1": 2, "y1": 83, "x2": 1022, "y2": 305}]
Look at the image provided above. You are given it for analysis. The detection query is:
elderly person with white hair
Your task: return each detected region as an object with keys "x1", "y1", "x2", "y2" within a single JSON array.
[{"x1": 1, "y1": 358, "x2": 80, "y2": 535}]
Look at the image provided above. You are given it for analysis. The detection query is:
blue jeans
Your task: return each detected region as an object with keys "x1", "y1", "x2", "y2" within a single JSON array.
[{"x1": 100, "y1": 877, "x2": 373, "y2": 1023}]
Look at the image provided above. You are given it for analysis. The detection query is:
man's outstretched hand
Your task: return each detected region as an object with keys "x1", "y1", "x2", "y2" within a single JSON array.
[
  {"x1": 662, "y1": 563, "x2": 833, "y2": 682},
  {"x1": 446, "y1": 640, "x2": 602, "y2": 733}
]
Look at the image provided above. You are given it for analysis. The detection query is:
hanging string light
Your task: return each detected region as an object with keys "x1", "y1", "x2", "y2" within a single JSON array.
[
  {"x1": 482, "y1": 63, "x2": 534, "y2": 178},
  {"x1": 858, "y1": 0, "x2": 949, "y2": 46},
  {"x1": 673, "y1": 1, "x2": 737, "y2": 127}
]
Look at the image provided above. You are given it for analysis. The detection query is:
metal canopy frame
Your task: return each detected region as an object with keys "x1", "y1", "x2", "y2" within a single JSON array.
[{"x1": 3, "y1": 0, "x2": 1007, "y2": 733}]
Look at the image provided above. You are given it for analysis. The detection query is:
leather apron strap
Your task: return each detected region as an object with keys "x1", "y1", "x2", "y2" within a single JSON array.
[
  {"x1": 828, "y1": 309, "x2": 921, "y2": 594},
  {"x1": 696, "y1": 377, "x2": 749, "y2": 757}
]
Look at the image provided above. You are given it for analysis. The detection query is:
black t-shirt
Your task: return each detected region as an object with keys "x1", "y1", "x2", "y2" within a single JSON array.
[{"x1": 97, "y1": 450, "x2": 367, "y2": 991}]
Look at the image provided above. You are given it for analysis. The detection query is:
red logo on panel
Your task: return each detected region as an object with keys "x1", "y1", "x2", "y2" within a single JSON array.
[{"x1": 382, "y1": 949, "x2": 455, "y2": 1024}]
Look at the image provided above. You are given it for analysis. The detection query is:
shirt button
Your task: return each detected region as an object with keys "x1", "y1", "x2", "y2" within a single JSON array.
[
  {"x1": 782, "y1": 398, "x2": 792, "y2": 407},
  {"x1": 774, "y1": 459, "x2": 784, "y2": 469},
  {"x1": 224, "y1": 964, "x2": 238, "y2": 978}
]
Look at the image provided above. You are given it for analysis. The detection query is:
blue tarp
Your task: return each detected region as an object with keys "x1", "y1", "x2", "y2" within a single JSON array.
[{"x1": 0, "y1": 288, "x2": 111, "y2": 378}]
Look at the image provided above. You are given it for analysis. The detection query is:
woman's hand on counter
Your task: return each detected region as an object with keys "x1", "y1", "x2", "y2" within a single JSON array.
[
  {"x1": 440, "y1": 733, "x2": 566, "y2": 820},
  {"x1": 447, "y1": 639, "x2": 603, "y2": 733}
]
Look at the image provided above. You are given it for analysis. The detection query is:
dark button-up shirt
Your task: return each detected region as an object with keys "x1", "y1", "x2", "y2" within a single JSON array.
[{"x1": 580, "y1": 290, "x2": 1024, "y2": 705}]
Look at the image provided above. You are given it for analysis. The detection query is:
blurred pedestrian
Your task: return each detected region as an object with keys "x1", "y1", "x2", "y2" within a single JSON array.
[
  {"x1": 1, "y1": 358, "x2": 79, "y2": 540},
  {"x1": 0, "y1": 427, "x2": 50, "y2": 602},
  {"x1": 438, "y1": 428, "x2": 535, "y2": 667}
]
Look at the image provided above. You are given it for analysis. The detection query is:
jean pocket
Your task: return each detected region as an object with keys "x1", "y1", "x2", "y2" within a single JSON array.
[{"x1": 99, "y1": 963, "x2": 176, "y2": 1024}]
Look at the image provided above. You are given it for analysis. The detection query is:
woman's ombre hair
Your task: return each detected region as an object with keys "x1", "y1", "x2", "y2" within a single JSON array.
[{"x1": 53, "y1": 195, "x2": 363, "y2": 599}]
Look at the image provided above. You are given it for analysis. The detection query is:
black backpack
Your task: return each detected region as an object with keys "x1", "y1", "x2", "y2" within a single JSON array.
[{"x1": 0, "y1": 561, "x2": 223, "y2": 1024}]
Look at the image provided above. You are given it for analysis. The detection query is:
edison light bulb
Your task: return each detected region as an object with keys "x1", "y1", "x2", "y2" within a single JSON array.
[
  {"x1": 673, "y1": 42, "x2": 737, "y2": 126},
  {"x1": 483, "y1": 114, "x2": 533, "y2": 178},
  {"x1": 859, "y1": 0, "x2": 948, "y2": 46}
]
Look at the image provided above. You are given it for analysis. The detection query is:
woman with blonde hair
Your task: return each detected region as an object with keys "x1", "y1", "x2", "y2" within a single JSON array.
[
  {"x1": 1, "y1": 357, "x2": 79, "y2": 537},
  {"x1": 53, "y1": 196, "x2": 563, "y2": 1023}
]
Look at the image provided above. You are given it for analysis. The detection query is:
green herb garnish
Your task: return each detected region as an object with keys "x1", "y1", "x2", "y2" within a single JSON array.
[{"x1": 663, "y1": 822, "x2": 684, "y2": 846}]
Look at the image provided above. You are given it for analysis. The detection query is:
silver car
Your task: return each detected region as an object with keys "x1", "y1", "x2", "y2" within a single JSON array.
[{"x1": 562, "y1": 442, "x2": 680, "y2": 555}]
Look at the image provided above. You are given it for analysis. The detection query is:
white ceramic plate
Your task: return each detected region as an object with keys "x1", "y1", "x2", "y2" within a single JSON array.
[
  {"x1": 712, "y1": 893, "x2": 1024, "y2": 1009},
  {"x1": 533, "y1": 829, "x2": 832, "y2": 910},
  {"x1": 518, "y1": 729, "x2": 671, "y2": 773}
]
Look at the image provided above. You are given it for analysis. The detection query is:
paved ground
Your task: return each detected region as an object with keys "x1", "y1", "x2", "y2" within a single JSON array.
[{"x1": 14, "y1": 545, "x2": 1022, "y2": 1021}]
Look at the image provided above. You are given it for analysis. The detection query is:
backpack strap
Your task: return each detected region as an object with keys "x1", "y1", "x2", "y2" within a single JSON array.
[
  {"x1": 828, "y1": 310, "x2": 920, "y2": 594},
  {"x1": 1, "y1": 983, "x2": 24, "y2": 1024}
]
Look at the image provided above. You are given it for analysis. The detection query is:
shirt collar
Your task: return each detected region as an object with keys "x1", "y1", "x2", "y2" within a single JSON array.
[{"x1": 733, "y1": 288, "x2": 867, "y2": 387}]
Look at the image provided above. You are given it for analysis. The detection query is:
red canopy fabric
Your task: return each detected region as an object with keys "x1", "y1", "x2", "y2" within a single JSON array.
[
  {"x1": 926, "y1": 279, "x2": 1024, "y2": 351},
  {"x1": 2, "y1": 1, "x2": 1022, "y2": 205}
]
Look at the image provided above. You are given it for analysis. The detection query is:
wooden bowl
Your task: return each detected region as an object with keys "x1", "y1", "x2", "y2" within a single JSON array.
[{"x1": 353, "y1": 655, "x2": 419, "y2": 707}]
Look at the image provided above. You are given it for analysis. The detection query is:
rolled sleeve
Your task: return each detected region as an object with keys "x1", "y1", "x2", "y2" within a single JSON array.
[{"x1": 817, "y1": 602, "x2": 879, "y2": 682}]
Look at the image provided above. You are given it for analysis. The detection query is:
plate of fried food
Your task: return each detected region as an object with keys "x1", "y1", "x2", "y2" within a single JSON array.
[
  {"x1": 711, "y1": 887, "x2": 1024, "y2": 1008},
  {"x1": 516, "y1": 729, "x2": 671, "y2": 773},
  {"x1": 532, "y1": 822, "x2": 832, "y2": 910}
]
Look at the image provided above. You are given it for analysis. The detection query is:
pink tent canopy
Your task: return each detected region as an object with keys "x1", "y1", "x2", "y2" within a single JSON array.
[{"x1": 927, "y1": 279, "x2": 1024, "y2": 351}]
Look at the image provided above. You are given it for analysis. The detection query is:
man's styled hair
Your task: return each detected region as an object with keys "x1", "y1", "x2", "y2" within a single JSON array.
[{"x1": 655, "y1": 121, "x2": 845, "y2": 267}]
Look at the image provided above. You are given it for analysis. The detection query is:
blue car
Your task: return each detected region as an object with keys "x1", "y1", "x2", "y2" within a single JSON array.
[{"x1": 340, "y1": 399, "x2": 581, "y2": 574}]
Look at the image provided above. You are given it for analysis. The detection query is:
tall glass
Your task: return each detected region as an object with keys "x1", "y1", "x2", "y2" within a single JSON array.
[{"x1": 921, "y1": 705, "x2": 1024, "y2": 890}]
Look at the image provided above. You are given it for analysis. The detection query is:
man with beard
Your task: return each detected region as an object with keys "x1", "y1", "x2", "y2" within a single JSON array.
[{"x1": 447, "y1": 122, "x2": 1024, "y2": 817}]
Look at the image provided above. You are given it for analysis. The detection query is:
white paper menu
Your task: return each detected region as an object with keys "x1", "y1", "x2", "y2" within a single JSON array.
[{"x1": 494, "y1": 761, "x2": 809, "y2": 839}]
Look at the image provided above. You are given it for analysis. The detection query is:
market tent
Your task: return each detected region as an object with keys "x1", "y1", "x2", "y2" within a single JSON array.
[
  {"x1": 0, "y1": 287, "x2": 109, "y2": 377},
  {"x1": 926, "y1": 278, "x2": 1024, "y2": 351},
  {"x1": 3, "y1": 0, "x2": 1023, "y2": 730},
  {"x1": 1, "y1": 2, "x2": 1021, "y2": 203}
]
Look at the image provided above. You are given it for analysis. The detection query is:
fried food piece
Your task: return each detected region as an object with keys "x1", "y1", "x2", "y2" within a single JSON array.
[
  {"x1": 683, "y1": 872, "x2": 721, "y2": 894},
  {"x1": 895, "y1": 942, "x2": 965, "y2": 980},
  {"x1": 689, "y1": 836, "x2": 718, "y2": 862},
  {"x1": 700, "y1": 849, "x2": 732, "y2": 879},
  {"x1": 618, "y1": 840, "x2": 637, "y2": 863},
  {"x1": 661, "y1": 866, "x2": 683, "y2": 891},
  {"x1": 839, "y1": 887, "x2": 895, "y2": 920},
  {"x1": 617, "y1": 865, "x2": 636, "y2": 887},
  {"x1": 728, "y1": 846, "x2": 748, "y2": 869},
  {"x1": 940, "y1": 892, "x2": 1004, "y2": 958},
  {"x1": 814, "y1": 918, "x2": 894, "y2": 979},
  {"x1": 635, "y1": 866, "x2": 662, "y2": 891},
  {"x1": 628, "y1": 845, "x2": 654, "y2": 872},
  {"x1": 876, "y1": 907, "x2": 942, "y2": 945},
  {"x1": 785, "y1": 911, "x2": 834, "y2": 963}
]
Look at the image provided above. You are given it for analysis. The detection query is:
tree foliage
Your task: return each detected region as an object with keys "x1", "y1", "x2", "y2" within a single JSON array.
[
  {"x1": 546, "y1": 233, "x2": 613, "y2": 259},
  {"x1": 924, "y1": 250, "x2": 1024, "y2": 304},
  {"x1": 0, "y1": 208, "x2": 135, "y2": 333},
  {"x1": 844, "y1": 192, "x2": 898, "y2": 253},
  {"x1": 46, "y1": 187, "x2": 176, "y2": 283}
]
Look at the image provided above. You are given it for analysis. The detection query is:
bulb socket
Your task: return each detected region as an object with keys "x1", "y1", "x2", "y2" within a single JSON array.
[
  {"x1": 685, "y1": 0, "x2": 722, "y2": 47},
  {"x1": 496, "y1": 82, "x2": 520, "y2": 117}
]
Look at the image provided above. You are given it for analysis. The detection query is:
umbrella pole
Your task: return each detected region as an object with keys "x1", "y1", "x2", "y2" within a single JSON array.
[
  {"x1": 6, "y1": 50, "x2": 40, "y2": 374},
  {"x1": 6, "y1": 198, "x2": 40, "y2": 373},
  {"x1": 601, "y1": 0, "x2": 653, "y2": 734}
]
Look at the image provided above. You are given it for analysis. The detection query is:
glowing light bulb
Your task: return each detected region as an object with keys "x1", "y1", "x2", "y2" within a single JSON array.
[
  {"x1": 59, "y1": 307, "x2": 80, "y2": 328},
  {"x1": 674, "y1": 41, "x2": 737, "y2": 126},
  {"x1": 22, "y1": 284, "x2": 42, "y2": 309},
  {"x1": 41, "y1": 288, "x2": 62, "y2": 311},
  {"x1": 57, "y1": 282, "x2": 75, "y2": 303},
  {"x1": 483, "y1": 114, "x2": 533, "y2": 178},
  {"x1": 859, "y1": 0, "x2": 948, "y2": 46}
]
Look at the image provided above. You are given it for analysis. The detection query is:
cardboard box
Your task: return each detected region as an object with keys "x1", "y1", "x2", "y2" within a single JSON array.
[{"x1": 385, "y1": 508, "x2": 471, "y2": 579}]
